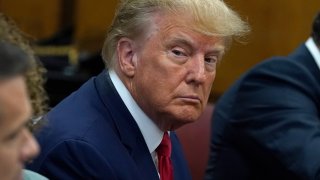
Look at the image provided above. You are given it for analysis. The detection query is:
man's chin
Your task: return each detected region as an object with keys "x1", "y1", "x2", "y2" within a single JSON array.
[
  {"x1": 170, "y1": 115, "x2": 200, "y2": 130},
  {"x1": 170, "y1": 121, "x2": 192, "y2": 130}
]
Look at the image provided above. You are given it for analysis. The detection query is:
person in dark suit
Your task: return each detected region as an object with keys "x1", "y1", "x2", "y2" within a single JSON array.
[
  {"x1": 27, "y1": 0, "x2": 249, "y2": 179},
  {"x1": 205, "y1": 12, "x2": 320, "y2": 180}
]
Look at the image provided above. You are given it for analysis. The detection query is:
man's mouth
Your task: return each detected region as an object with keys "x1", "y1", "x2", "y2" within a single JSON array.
[{"x1": 178, "y1": 95, "x2": 201, "y2": 103}]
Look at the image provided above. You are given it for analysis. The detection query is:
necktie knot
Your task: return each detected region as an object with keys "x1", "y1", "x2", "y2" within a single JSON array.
[{"x1": 156, "y1": 132, "x2": 172, "y2": 157}]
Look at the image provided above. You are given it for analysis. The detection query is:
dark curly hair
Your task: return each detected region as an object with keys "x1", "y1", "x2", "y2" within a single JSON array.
[{"x1": 0, "y1": 13, "x2": 48, "y2": 131}]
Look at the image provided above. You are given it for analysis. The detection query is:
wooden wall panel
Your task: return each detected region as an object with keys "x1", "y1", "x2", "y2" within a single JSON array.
[
  {"x1": 74, "y1": 0, "x2": 118, "y2": 52},
  {"x1": 0, "y1": 0, "x2": 62, "y2": 40},
  {"x1": 212, "y1": 0, "x2": 320, "y2": 98}
]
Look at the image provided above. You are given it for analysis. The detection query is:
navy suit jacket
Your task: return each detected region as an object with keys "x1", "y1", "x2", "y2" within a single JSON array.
[
  {"x1": 27, "y1": 71, "x2": 191, "y2": 180},
  {"x1": 205, "y1": 44, "x2": 320, "y2": 180}
]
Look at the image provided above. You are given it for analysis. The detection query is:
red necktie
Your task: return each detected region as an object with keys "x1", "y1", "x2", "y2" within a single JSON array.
[{"x1": 156, "y1": 132, "x2": 174, "y2": 180}]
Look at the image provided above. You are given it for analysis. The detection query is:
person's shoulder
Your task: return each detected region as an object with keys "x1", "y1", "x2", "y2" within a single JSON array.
[
  {"x1": 252, "y1": 56, "x2": 296, "y2": 71},
  {"x1": 220, "y1": 56, "x2": 295, "y2": 94},
  {"x1": 23, "y1": 169, "x2": 48, "y2": 180},
  {"x1": 243, "y1": 55, "x2": 310, "y2": 81}
]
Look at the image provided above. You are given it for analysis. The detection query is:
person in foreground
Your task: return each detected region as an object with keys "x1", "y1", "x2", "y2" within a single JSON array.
[
  {"x1": 0, "y1": 39, "x2": 43, "y2": 179},
  {"x1": 27, "y1": 0, "x2": 249, "y2": 179},
  {"x1": 0, "y1": 13, "x2": 48, "y2": 133},
  {"x1": 0, "y1": 13, "x2": 48, "y2": 180},
  {"x1": 205, "y1": 12, "x2": 320, "y2": 180}
]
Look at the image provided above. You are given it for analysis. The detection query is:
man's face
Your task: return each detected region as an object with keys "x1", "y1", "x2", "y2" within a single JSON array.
[
  {"x1": 127, "y1": 11, "x2": 225, "y2": 130},
  {"x1": 0, "y1": 76, "x2": 39, "y2": 180}
]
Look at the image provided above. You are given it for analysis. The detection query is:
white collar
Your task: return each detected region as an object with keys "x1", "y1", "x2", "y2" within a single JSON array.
[
  {"x1": 305, "y1": 37, "x2": 320, "y2": 71},
  {"x1": 108, "y1": 70, "x2": 163, "y2": 153}
]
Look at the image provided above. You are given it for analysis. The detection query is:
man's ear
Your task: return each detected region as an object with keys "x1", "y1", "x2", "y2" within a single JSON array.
[{"x1": 117, "y1": 37, "x2": 137, "y2": 77}]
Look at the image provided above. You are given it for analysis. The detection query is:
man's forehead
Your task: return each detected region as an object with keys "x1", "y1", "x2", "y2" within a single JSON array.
[
  {"x1": 163, "y1": 30, "x2": 226, "y2": 50},
  {"x1": 153, "y1": 9, "x2": 213, "y2": 35},
  {"x1": 151, "y1": 11, "x2": 225, "y2": 43}
]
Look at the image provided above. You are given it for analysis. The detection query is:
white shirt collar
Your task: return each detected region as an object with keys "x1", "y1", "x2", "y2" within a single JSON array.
[
  {"x1": 108, "y1": 70, "x2": 163, "y2": 154},
  {"x1": 305, "y1": 37, "x2": 320, "y2": 71}
]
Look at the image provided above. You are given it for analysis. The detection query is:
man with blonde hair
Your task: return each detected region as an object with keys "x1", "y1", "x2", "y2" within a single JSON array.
[{"x1": 28, "y1": 0, "x2": 249, "y2": 179}]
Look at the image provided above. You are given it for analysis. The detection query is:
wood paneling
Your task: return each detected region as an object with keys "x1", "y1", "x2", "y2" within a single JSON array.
[
  {"x1": 74, "y1": 0, "x2": 118, "y2": 52},
  {"x1": 212, "y1": 0, "x2": 320, "y2": 98},
  {"x1": 0, "y1": 0, "x2": 62, "y2": 40}
]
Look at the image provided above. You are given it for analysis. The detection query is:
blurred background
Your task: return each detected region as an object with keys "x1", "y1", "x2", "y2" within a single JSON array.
[{"x1": 0, "y1": 0, "x2": 319, "y2": 106}]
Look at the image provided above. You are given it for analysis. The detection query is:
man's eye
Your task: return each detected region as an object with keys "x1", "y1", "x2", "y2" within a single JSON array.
[
  {"x1": 5, "y1": 131, "x2": 20, "y2": 142},
  {"x1": 205, "y1": 57, "x2": 217, "y2": 64},
  {"x1": 172, "y1": 49, "x2": 186, "y2": 56}
]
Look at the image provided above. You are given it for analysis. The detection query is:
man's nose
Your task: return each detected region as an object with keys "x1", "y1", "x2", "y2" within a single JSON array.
[
  {"x1": 186, "y1": 56, "x2": 206, "y2": 84},
  {"x1": 20, "y1": 129, "x2": 40, "y2": 162}
]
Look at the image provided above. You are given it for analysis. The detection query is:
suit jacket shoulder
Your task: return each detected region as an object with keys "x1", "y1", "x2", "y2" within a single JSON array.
[
  {"x1": 207, "y1": 44, "x2": 320, "y2": 179},
  {"x1": 28, "y1": 71, "x2": 190, "y2": 180}
]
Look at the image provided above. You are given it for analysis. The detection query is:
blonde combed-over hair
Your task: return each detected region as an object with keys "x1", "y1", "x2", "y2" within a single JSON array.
[{"x1": 102, "y1": 0, "x2": 250, "y2": 69}]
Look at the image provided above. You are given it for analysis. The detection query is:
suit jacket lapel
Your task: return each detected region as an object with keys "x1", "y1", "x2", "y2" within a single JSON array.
[
  {"x1": 289, "y1": 45, "x2": 320, "y2": 106},
  {"x1": 290, "y1": 44, "x2": 320, "y2": 83},
  {"x1": 95, "y1": 71, "x2": 159, "y2": 179}
]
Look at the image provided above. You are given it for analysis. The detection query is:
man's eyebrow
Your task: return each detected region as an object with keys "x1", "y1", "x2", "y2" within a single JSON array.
[
  {"x1": 3, "y1": 120, "x2": 29, "y2": 141},
  {"x1": 208, "y1": 46, "x2": 225, "y2": 55},
  {"x1": 168, "y1": 37, "x2": 194, "y2": 49},
  {"x1": 169, "y1": 36, "x2": 225, "y2": 52}
]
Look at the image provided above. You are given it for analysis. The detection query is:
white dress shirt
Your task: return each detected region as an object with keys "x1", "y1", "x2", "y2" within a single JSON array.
[
  {"x1": 109, "y1": 70, "x2": 164, "y2": 170},
  {"x1": 306, "y1": 37, "x2": 320, "y2": 70}
]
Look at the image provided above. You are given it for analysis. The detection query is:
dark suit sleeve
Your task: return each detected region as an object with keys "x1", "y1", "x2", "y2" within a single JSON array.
[
  {"x1": 231, "y1": 59, "x2": 320, "y2": 179},
  {"x1": 38, "y1": 140, "x2": 117, "y2": 179}
]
